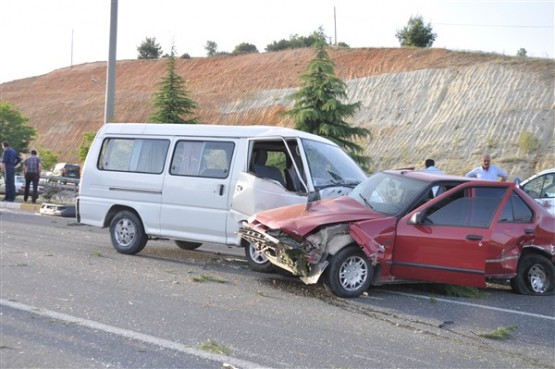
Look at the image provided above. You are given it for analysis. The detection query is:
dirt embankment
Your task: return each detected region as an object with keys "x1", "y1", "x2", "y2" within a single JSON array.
[{"x1": 1, "y1": 47, "x2": 553, "y2": 178}]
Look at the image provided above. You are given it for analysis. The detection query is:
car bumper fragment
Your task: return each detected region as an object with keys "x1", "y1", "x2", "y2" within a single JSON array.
[{"x1": 239, "y1": 220, "x2": 329, "y2": 281}]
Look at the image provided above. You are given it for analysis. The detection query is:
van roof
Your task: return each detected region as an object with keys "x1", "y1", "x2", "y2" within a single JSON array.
[{"x1": 98, "y1": 123, "x2": 337, "y2": 145}]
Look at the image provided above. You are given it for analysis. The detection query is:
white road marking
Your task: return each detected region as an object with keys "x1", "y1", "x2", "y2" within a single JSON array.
[
  {"x1": 1, "y1": 299, "x2": 269, "y2": 369},
  {"x1": 383, "y1": 291, "x2": 555, "y2": 320}
]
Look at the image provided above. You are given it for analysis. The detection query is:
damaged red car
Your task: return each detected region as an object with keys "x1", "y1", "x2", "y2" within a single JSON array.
[{"x1": 239, "y1": 170, "x2": 555, "y2": 298}]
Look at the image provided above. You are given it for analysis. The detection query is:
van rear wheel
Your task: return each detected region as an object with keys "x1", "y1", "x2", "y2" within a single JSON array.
[
  {"x1": 109, "y1": 210, "x2": 147, "y2": 254},
  {"x1": 175, "y1": 240, "x2": 202, "y2": 250}
]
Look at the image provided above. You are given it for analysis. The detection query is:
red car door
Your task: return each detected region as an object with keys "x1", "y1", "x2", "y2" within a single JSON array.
[{"x1": 391, "y1": 184, "x2": 508, "y2": 288}]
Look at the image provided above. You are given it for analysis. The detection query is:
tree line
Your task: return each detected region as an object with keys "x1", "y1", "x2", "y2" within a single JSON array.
[{"x1": 138, "y1": 16, "x2": 438, "y2": 59}]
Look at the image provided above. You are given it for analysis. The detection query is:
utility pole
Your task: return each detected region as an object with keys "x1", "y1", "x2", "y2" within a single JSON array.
[
  {"x1": 104, "y1": 0, "x2": 118, "y2": 124},
  {"x1": 70, "y1": 29, "x2": 74, "y2": 68},
  {"x1": 334, "y1": 6, "x2": 337, "y2": 46}
]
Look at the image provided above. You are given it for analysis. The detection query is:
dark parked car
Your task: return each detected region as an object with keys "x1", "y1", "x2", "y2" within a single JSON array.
[
  {"x1": 240, "y1": 170, "x2": 555, "y2": 298},
  {"x1": 49, "y1": 163, "x2": 80, "y2": 183}
]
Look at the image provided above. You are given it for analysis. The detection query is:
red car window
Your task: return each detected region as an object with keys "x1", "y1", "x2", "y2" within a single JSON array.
[{"x1": 499, "y1": 191, "x2": 534, "y2": 223}]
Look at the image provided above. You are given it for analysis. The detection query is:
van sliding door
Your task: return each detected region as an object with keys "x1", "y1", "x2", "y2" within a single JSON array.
[{"x1": 160, "y1": 139, "x2": 235, "y2": 244}]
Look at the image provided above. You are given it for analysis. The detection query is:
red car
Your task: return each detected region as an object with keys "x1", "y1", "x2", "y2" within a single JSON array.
[{"x1": 240, "y1": 170, "x2": 555, "y2": 298}]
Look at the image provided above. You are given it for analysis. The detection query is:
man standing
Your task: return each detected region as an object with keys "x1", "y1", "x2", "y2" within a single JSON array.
[
  {"x1": 23, "y1": 149, "x2": 42, "y2": 203},
  {"x1": 1, "y1": 141, "x2": 21, "y2": 202},
  {"x1": 466, "y1": 153, "x2": 507, "y2": 181},
  {"x1": 424, "y1": 159, "x2": 444, "y2": 175}
]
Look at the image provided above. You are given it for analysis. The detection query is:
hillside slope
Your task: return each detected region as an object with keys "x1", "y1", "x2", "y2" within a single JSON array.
[{"x1": 1, "y1": 47, "x2": 553, "y2": 179}]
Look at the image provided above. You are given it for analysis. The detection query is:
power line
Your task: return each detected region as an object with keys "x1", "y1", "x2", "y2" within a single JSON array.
[{"x1": 434, "y1": 22, "x2": 553, "y2": 28}]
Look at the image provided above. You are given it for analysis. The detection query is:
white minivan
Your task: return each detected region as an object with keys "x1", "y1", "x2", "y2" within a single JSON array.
[
  {"x1": 77, "y1": 123, "x2": 367, "y2": 272},
  {"x1": 518, "y1": 168, "x2": 555, "y2": 215}
]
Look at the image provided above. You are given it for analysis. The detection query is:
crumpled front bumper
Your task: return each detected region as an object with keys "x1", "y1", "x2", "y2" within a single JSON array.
[{"x1": 238, "y1": 220, "x2": 327, "y2": 284}]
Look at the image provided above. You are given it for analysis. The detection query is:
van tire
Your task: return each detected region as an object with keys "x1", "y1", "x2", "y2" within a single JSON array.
[
  {"x1": 175, "y1": 240, "x2": 202, "y2": 250},
  {"x1": 109, "y1": 211, "x2": 147, "y2": 254},
  {"x1": 244, "y1": 241, "x2": 274, "y2": 273}
]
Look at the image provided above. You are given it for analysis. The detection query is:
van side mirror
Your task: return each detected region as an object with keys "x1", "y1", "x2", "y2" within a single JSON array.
[
  {"x1": 408, "y1": 212, "x2": 425, "y2": 225},
  {"x1": 305, "y1": 191, "x2": 321, "y2": 211},
  {"x1": 307, "y1": 191, "x2": 320, "y2": 202}
]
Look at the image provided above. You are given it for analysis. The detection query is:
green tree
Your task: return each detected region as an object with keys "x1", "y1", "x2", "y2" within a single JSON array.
[
  {"x1": 266, "y1": 27, "x2": 328, "y2": 52},
  {"x1": 205, "y1": 40, "x2": 218, "y2": 56},
  {"x1": 149, "y1": 48, "x2": 198, "y2": 124},
  {"x1": 517, "y1": 48, "x2": 527, "y2": 57},
  {"x1": 287, "y1": 42, "x2": 370, "y2": 167},
  {"x1": 0, "y1": 101, "x2": 36, "y2": 154},
  {"x1": 395, "y1": 15, "x2": 437, "y2": 47},
  {"x1": 37, "y1": 147, "x2": 58, "y2": 171},
  {"x1": 232, "y1": 42, "x2": 258, "y2": 55},
  {"x1": 137, "y1": 37, "x2": 162, "y2": 59},
  {"x1": 79, "y1": 131, "x2": 97, "y2": 162}
]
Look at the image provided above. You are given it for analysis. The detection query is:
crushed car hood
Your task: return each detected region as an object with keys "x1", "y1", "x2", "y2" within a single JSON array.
[{"x1": 252, "y1": 196, "x2": 381, "y2": 238}]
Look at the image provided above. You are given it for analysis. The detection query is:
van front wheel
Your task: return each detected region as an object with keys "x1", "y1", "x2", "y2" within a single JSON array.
[
  {"x1": 244, "y1": 241, "x2": 274, "y2": 273},
  {"x1": 110, "y1": 211, "x2": 147, "y2": 254}
]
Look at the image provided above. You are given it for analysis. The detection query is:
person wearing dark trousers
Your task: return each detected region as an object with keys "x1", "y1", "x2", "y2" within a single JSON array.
[
  {"x1": 22, "y1": 149, "x2": 42, "y2": 203},
  {"x1": 1, "y1": 141, "x2": 21, "y2": 202}
]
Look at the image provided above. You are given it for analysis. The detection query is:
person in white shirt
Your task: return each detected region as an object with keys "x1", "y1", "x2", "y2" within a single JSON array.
[
  {"x1": 424, "y1": 159, "x2": 444, "y2": 196},
  {"x1": 466, "y1": 154, "x2": 507, "y2": 181},
  {"x1": 424, "y1": 159, "x2": 444, "y2": 175}
]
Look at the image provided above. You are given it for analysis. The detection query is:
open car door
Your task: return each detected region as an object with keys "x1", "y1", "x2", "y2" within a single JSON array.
[
  {"x1": 391, "y1": 183, "x2": 508, "y2": 288},
  {"x1": 230, "y1": 137, "x2": 308, "y2": 221}
]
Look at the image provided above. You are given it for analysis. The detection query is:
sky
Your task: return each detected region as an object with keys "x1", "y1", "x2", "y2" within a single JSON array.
[{"x1": 0, "y1": 0, "x2": 553, "y2": 83}]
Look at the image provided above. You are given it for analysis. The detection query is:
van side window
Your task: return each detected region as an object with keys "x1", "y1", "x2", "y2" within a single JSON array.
[
  {"x1": 98, "y1": 138, "x2": 169, "y2": 174},
  {"x1": 170, "y1": 140, "x2": 234, "y2": 179}
]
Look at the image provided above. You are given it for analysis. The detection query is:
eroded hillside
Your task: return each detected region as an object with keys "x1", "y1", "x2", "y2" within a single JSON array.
[{"x1": 1, "y1": 47, "x2": 553, "y2": 178}]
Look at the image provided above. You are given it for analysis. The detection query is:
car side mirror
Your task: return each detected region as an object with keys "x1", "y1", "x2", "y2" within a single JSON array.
[{"x1": 408, "y1": 212, "x2": 425, "y2": 225}]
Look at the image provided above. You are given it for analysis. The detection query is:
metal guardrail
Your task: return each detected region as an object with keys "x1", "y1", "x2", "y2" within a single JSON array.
[
  {"x1": 38, "y1": 176, "x2": 79, "y2": 203},
  {"x1": 40, "y1": 176, "x2": 80, "y2": 190}
]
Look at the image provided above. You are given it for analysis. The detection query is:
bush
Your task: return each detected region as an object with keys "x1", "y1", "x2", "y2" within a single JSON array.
[{"x1": 518, "y1": 131, "x2": 540, "y2": 154}]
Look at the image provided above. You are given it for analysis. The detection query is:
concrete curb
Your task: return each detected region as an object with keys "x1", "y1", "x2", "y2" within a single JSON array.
[
  {"x1": 0, "y1": 201, "x2": 28, "y2": 211},
  {"x1": 1, "y1": 201, "x2": 75, "y2": 217},
  {"x1": 20, "y1": 203, "x2": 42, "y2": 212}
]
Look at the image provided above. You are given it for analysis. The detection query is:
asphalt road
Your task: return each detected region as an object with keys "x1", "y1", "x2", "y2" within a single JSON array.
[{"x1": 1, "y1": 208, "x2": 554, "y2": 369}]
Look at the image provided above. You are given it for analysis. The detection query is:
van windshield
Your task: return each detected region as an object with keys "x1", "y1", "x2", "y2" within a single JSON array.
[{"x1": 301, "y1": 139, "x2": 367, "y2": 190}]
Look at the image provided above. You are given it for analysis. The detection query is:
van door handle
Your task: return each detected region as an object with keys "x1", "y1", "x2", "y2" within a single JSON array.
[
  {"x1": 524, "y1": 227, "x2": 534, "y2": 234},
  {"x1": 219, "y1": 184, "x2": 224, "y2": 196},
  {"x1": 466, "y1": 234, "x2": 482, "y2": 240}
]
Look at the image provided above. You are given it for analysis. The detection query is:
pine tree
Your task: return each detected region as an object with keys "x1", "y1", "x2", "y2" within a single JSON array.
[
  {"x1": 149, "y1": 49, "x2": 198, "y2": 124},
  {"x1": 287, "y1": 42, "x2": 370, "y2": 166}
]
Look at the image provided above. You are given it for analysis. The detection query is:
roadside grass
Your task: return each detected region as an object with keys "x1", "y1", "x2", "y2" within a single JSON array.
[
  {"x1": 437, "y1": 285, "x2": 483, "y2": 298},
  {"x1": 477, "y1": 325, "x2": 518, "y2": 340},
  {"x1": 197, "y1": 339, "x2": 232, "y2": 355},
  {"x1": 419, "y1": 284, "x2": 484, "y2": 298},
  {"x1": 191, "y1": 274, "x2": 228, "y2": 284},
  {"x1": 89, "y1": 251, "x2": 103, "y2": 257}
]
